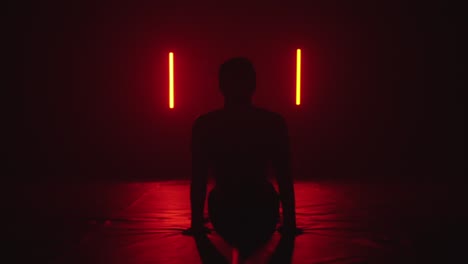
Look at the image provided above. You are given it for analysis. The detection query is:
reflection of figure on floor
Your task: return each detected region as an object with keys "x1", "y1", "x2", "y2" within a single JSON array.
[
  {"x1": 184, "y1": 57, "x2": 301, "y2": 261},
  {"x1": 193, "y1": 234, "x2": 230, "y2": 264},
  {"x1": 193, "y1": 233, "x2": 296, "y2": 264}
]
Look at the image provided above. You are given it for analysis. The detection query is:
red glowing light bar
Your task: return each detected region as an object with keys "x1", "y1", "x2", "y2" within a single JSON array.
[
  {"x1": 169, "y1": 52, "x2": 174, "y2": 109},
  {"x1": 296, "y1": 49, "x2": 301, "y2": 106}
]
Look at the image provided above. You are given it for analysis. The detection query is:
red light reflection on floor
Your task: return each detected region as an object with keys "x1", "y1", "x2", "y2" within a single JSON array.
[{"x1": 21, "y1": 181, "x2": 460, "y2": 263}]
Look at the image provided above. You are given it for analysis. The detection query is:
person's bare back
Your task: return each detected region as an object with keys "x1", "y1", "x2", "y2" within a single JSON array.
[{"x1": 192, "y1": 106, "x2": 287, "y2": 189}]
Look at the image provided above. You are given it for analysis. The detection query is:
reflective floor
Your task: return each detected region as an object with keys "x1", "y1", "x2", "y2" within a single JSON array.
[{"x1": 6, "y1": 180, "x2": 466, "y2": 263}]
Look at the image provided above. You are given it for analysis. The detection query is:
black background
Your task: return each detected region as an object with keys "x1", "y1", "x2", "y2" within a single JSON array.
[{"x1": 7, "y1": 1, "x2": 464, "y2": 182}]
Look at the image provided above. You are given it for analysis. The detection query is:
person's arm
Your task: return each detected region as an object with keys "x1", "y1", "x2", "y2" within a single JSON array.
[
  {"x1": 272, "y1": 117, "x2": 297, "y2": 231},
  {"x1": 190, "y1": 118, "x2": 209, "y2": 230}
]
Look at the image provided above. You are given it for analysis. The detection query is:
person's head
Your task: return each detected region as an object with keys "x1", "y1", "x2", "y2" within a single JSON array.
[{"x1": 219, "y1": 57, "x2": 256, "y2": 104}]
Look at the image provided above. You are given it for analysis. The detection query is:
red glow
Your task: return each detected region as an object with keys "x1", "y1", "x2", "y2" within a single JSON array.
[
  {"x1": 232, "y1": 248, "x2": 240, "y2": 263},
  {"x1": 296, "y1": 49, "x2": 301, "y2": 106},
  {"x1": 169, "y1": 52, "x2": 174, "y2": 109}
]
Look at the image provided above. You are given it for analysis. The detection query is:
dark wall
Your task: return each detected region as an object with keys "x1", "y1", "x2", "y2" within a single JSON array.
[{"x1": 8, "y1": 1, "x2": 463, "y2": 181}]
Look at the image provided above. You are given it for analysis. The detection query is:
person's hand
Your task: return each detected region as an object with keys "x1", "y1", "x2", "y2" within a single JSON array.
[
  {"x1": 278, "y1": 225, "x2": 303, "y2": 236},
  {"x1": 182, "y1": 225, "x2": 211, "y2": 236}
]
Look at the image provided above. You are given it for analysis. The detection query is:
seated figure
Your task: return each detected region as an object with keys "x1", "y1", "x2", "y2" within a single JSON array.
[{"x1": 186, "y1": 57, "x2": 299, "y2": 259}]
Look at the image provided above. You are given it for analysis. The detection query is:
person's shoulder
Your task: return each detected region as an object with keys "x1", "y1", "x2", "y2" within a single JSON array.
[
  {"x1": 193, "y1": 109, "x2": 223, "y2": 126},
  {"x1": 253, "y1": 107, "x2": 286, "y2": 124}
]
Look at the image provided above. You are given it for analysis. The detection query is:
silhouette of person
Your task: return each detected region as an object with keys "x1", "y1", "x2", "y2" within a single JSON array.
[{"x1": 184, "y1": 57, "x2": 300, "y2": 259}]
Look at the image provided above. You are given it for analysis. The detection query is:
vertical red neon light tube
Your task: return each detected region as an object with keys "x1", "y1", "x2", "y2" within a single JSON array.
[
  {"x1": 296, "y1": 49, "x2": 301, "y2": 106},
  {"x1": 169, "y1": 52, "x2": 174, "y2": 109}
]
